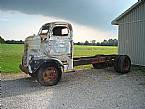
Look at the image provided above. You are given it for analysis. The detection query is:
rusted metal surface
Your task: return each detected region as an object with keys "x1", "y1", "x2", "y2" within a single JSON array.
[
  {"x1": 73, "y1": 55, "x2": 117, "y2": 67},
  {"x1": 42, "y1": 67, "x2": 57, "y2": 81}
]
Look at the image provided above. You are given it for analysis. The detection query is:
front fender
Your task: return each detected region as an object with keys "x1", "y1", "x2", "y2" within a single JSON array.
[{"x1": 30, "y1": 59, "x2": 64, "y2": 73}]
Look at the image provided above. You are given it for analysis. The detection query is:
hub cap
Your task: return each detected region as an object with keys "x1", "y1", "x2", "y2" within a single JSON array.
[
  {"x1": 123, "y1": 58, "x2": 130, "y2": 71},
  {"x1": 43, "y1": 67, "x2": 57, "y2": 81}
]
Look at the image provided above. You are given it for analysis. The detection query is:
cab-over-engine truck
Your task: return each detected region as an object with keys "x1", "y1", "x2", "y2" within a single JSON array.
[{"x1": 20, "y1": 22, "x2": 131, "y2": 86}]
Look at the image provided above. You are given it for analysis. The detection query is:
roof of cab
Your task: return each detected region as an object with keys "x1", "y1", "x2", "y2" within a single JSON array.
[{"x1": 43, "y1": 22, "x2": 72, "y2": 30}]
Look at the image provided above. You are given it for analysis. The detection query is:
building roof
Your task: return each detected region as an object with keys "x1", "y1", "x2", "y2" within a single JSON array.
[{"x1": 112, "y1": 0, "x2": 145, "y2": 25}]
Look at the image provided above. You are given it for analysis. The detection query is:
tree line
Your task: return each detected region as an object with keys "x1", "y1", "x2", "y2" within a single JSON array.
[
  {"x1": 74, "y1": 39, "x2": 118, "y2": 46},
  {"x1": 0, "y1": 36, "x2": 118, "y2": 46},
  {"x1": 0, "y1": 36, "x2": 24, "y2": 44}
]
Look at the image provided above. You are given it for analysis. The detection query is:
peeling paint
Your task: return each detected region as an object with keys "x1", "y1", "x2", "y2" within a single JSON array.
[{"x1": 22, "y1": 22, "x2": 73, "y2": 73}]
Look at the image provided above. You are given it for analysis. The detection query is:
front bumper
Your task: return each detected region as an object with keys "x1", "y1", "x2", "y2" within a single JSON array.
[{"x1": 19, "y1": 64, "x2": 29, "y2": 74}]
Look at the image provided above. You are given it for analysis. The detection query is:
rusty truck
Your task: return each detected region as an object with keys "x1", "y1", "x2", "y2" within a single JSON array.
[{"x1": 20, "y1": 22, "x2": 131, "y2": 86}]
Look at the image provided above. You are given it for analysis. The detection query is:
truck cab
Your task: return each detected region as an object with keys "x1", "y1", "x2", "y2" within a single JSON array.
[{"x1": 20, "y1": 22, "x2": 73, "y2": 86}]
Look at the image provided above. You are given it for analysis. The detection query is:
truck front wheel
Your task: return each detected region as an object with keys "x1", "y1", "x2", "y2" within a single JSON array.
[{"x1": 37, "y1": 64, "x2": 62, "y2": 86}]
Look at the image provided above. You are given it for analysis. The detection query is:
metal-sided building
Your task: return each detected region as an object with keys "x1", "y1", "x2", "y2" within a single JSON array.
[{"x1": 112, "y1": 0, "x2": 145, "y2": 66}]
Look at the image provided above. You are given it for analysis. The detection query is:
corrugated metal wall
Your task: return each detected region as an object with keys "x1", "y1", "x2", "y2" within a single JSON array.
[{"x1": 118, "y1": 1, "x2": 145, "y2": 66}]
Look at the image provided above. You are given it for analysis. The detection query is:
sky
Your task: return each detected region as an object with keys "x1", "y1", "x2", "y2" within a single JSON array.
[{"x1": 0, "y1": 0, "x2": 137, "y2": 42}]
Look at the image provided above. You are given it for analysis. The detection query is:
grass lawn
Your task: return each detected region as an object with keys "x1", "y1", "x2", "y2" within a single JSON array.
[
  {"x1": 74, "y1": 45, "x2": 117, "y2": 57},
  {"x1": 0, "y1": 44, "x2": 118, "y2": 73},
  {"x1": 1, "y1": 44, "x2": 24, "y2": 73}
]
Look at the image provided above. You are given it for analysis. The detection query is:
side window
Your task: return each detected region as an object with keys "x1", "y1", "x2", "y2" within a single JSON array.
[
  {"x1": 53, "y1": 26, "x2": 69, "y2": 36},
  {"x1": 41, "y1": 29, "x2": 48, "y2": 35},
  {"x1": 39, "y1": 26, "x2": 49, "y2": 41}
]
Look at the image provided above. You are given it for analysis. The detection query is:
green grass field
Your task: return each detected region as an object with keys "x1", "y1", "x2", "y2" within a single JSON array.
[
  {"x1": 74, "y1": 45, "x2": 117, "y2": 57},
  {"x1": 0, "y1": 44, "x2": 117, "y2": 73}
]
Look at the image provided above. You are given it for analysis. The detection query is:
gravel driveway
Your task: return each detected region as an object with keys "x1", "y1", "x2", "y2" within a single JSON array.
[{"x1": 1, "y1": 67, "x2": 145, "y2": 109}]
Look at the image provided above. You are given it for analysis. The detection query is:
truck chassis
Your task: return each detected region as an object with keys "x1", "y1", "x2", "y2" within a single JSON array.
[
  {"x1": 74, "y1": 55, "x2": 131, "y2": 73},
  {"x1": 20, "y1": 54, "x2": 131, "y2": 86}
]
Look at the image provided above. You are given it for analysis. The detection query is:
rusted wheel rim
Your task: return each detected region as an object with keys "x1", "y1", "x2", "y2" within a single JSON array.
[
  {"x1": 123, "y1": 58, "x2": 130, "y2": 71},
  {"x1": 43, "y1": 67, "x2": 57, "y2": 81}
]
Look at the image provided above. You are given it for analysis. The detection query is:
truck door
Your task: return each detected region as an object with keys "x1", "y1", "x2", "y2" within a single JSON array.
[{"x1": 49, "y1": 25, "x2": 72, "y2": 57}]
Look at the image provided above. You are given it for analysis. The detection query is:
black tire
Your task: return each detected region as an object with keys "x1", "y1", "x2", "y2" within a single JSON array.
[
  {"x1": 92, "y1": 63, "x2": 105, "y2": 69},
  {"x1": 114, "y1": 55, "x2": 121, "y2": 72},
  {"x1": 37, "y1": 64, "x2": 62, "y2": 86},
  {"x1": 114, "y1": 55, "x2": 131, "y2": 74}
]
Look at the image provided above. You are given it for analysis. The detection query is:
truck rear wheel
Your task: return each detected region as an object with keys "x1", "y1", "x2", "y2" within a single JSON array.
[
  {"x1": 114, "y1": 55, "x2": 131, "y2": 74},
  {"x1": 37, "y1": 64, "x2": 62, "y2": 86},
  {"x1": 114, "y1": 55, "x2": 121, "y2": 72}
]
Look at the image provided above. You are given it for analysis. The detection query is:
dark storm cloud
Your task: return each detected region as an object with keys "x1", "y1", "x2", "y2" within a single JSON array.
[{"x1": 0, "y1": 0, "x2": 124, "y2": 31}]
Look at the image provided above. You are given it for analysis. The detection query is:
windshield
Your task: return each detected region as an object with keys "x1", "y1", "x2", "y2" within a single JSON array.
[{"x1": 52, "y1": 26, "x2": 69, "y2": 36}]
